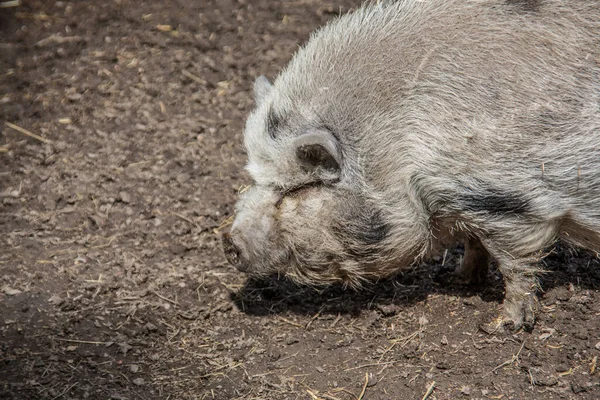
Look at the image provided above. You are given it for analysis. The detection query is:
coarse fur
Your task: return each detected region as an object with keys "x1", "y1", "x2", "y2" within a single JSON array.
[{"x1": 225, "y1": 0, "x2": 600, "y2": 332}]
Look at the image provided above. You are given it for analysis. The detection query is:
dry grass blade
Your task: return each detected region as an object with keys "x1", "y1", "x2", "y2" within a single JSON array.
[
  {"x1": 0, "y1": 146, "x2": 8, "y2": 153},
  {"x1": 5, "y1": 121, "x2": 51, "y2": 143},
  {"x1": 377, "y1": 328, "x2": 421, "y2": 363},
  {"x1": 213, "y1": 214, "x2": 235, "y2": 234},
  {"x1": 306, "y1": 389, "x2": 322, "y2": 400},
  {"x1": 35, "y1": 34, "x2": 85, "y2": 47},
  {"x1": 279, "y1": 316, "x2": 303, "y2": 328},
  {"x1": 320, "y1": 393, "x2": 342, "y2": 400},
  {"x1": 182, "y1": 69, "x2": 208, "y2": 85},
  {"x1": 421, "y1": 381, "x2": 436, "y2": 400},
  {"x1": 52, "y1": 338, "x2": 112, "y2": 345},
  {"x1": 0, "y1": 1, "x2": 20, "y2": 8},
  {"x1": 356, "y1": 372, "x2": 369, "y2": 400}
]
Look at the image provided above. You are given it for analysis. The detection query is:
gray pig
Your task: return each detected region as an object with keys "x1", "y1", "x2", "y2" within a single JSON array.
[{"x1": 222, "y1": 0, "x2": 600, "y2": 332}]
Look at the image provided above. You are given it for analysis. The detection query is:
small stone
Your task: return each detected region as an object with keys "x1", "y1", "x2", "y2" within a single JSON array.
[
  {"x1": 376, "y1": 303, "x2": 400, "y2": 317},
  {"x1": 3, "y1": 287, "x2": 22, "y2": 296},
  {"x1": 48, "y1": 294, "x2": 64, "y2": 305},
  {"x1": 149, "y1": 354, "x2": 160, "y2": 361},
  {"x1": 574, "y1": 328, "x2": 588, "y2": 340},
  {"x1": 285, "y1": 337, "x2": 299, "y2": 345},
  {"x1": 436, "y1": 362, "x2": 450, "y2": 370},
  {"x1": 316, "y1": 366, "x2": 324, "y2": 373},
  {"x1": 118, "y1": 342, "x2": 132, "y2": 355},
  {"x1": 176, "y1": 173, "x2": 190, "y2": 184},
  {"x1": 571, "y1": 383, "x2": 586, "y2": 394},
  {"x1": 145, "y1": 322, "x2": 158, "y2": 332},
  {"x1": 463, "y1": 297, "x2": 477, "y2": 306},
  {"x1": 555, "y1": 364, "x2": 570, "y2": 373},
  {"x1": 66, "y1": 92, "x2": 82, "y2": 101},
  {"x1": 366, "y1": 373, "x2": 377, "y2": 387},
  {"x1": 595, "y1": 342, "x2": 600, "y2": 351},
  {"x1": 119, "y1": 191, "x2": 132, "y2": 204},
  {"x1": 460, "y1": 386, "x2": 471, "y2": 395},
  {"x1": 441, "y1": 335, "x2": 448, "y2": 345},
  {"x1": 132, "y1": 378, "x2": 145, "y2": 386},
  {"x1": 537, "y1": 376, "x2": 558, "y2": 387},
  {"x1": 129, "y1": 365, "x2": 140, "y2": 373}
]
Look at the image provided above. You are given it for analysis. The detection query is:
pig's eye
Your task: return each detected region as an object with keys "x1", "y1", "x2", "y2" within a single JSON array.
[{"x1": 274, "y1": 182, "x2": 321, "y2": 208}]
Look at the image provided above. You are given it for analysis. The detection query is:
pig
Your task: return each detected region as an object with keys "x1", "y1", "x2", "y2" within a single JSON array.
[{"x1": 222, "y1": 0, "x2": 600, "y2": 332}]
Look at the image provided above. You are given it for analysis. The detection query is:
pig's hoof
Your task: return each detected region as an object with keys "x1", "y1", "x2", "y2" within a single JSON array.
[
  {"x1": 504, "y1": 294, "x2": 537, "y2": 333},
  {"x1": 479, "y1": 296, "x2": 537, "y2": 334},
  {"x1": 517, "y1": 295, "x2": 537, "y2": 332}
]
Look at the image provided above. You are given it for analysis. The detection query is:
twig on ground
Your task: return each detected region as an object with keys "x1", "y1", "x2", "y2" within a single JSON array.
[
  {"x1": 344, "y1": 360, "x2": 396, "y2": 372},
  {"x1": 486, "y1": 340, "x2": 526, "y2": 376},
  {"x1": 171, "y1": 211, "x2": 201, "y2": 229},
  {"x1": 5, "y1": 122, "x2": 51, "y2": 143},
  {"x1": 306, "y1": 305, "x2": 324, "y2": 329},
  {"x1": 279, "y1": 316, "x2": 303, "y2": 328},
  {"x1": 275, "y1": 351, "x2": 300, "y2": 363},
  {"x1": 377, "y1": 329, "x2": 421, "y2": 363},
  {"x1": 152, "y1": 290, "x2": 179, "y2": 306},
  {"x1": 50, "y1": 382, "x2": 78, "y2": 400}
]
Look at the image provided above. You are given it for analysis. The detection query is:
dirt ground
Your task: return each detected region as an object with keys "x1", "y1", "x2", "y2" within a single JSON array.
[{"x1": 1, "y1": 1, "x2": 599, "y2": 399}]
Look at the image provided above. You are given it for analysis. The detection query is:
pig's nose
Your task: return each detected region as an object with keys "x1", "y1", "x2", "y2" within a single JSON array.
[{"x1": 222, "y1": 232, "x2": 249, "y2": 272}]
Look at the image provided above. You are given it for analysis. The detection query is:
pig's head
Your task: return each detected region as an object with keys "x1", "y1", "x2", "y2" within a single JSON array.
[
  {"x1": 222, "y1": 76, "x2": 425, "y2": 286},
  {"x1": 223, "y1": 183, "x2": 397, "y2": 286}
]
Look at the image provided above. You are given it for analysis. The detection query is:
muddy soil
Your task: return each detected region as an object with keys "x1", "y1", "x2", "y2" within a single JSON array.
[{"x1": 1, "y1": 1, "x2": 599, "y2": 399}]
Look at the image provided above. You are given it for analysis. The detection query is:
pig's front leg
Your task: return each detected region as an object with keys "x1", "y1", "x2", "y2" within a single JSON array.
[{"x1": 480, "y1": 244, "x2": 542, "y2": 333}]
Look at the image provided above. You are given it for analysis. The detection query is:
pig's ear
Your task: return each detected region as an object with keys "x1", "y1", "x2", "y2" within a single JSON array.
[
  {"x1": 253, "y1": 75, "x2": 272, "y2": 103},
  {"x1": 293, "y1": 129, "x2": 342, "y2": 178}
]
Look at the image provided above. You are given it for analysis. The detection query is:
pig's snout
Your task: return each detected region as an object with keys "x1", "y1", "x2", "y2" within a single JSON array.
[{"x1": 222, "y1": 231, "x2": 249, "y2": 272}]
